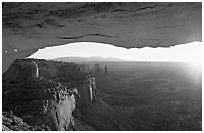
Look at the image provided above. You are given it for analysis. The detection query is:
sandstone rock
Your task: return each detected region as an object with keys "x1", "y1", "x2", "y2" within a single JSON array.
[
  {"x1": 78, "y1": 64, "x2": 90, "y2": 73},
  {"x1": 2, "y1": 125, "x2": 12, "y2": 131},
  {"x1": 2, "y1": 59, "x2": 97, "y2": 130},
  {"x1": 2, "y1": 58, "x2": 137, "y2": 131},
  {"x1": 2, "y1": 111, "x2": 45, "y2": 131},
  {"x1": 2, "y1": 2, "x2": 201, "y2": 72},
  {"x1": 92, "y1": 64, "x2": 102, "y2": 73}
]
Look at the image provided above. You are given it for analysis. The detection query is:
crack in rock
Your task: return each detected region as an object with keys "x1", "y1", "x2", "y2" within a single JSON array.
[
  {"x1": 135, "y1": 4, "x2": 166, "y2": 11},
  {"x1": 56, "y1": 33, "x2": 117, "y2": 40},
  {"x1": 112, "y1": 9, "x2": 133, "y2": 13}
]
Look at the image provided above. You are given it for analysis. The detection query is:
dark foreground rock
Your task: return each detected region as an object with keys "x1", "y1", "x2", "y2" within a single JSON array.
[{"x1": 2, "y1": 111, "x2": 46, "y2": 131}]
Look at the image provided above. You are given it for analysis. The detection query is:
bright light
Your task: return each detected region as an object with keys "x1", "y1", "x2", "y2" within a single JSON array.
[
  {"x1": 188, "y1": 62, "x2": 202, "y2": 70},
  {"x1": 28, "y1": 41, "x2": 202, "y2": 63},
  {"x1": 186, "y1": 57, "x2": 202, "y2": 72},
  {"x1": 186, "y1": 59, "x2": 202, "y2": 86}
]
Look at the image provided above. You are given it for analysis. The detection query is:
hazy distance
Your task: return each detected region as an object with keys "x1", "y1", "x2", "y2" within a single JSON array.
[{"x1": 28, "y1": 41, "x2": 202, "y2": 63}]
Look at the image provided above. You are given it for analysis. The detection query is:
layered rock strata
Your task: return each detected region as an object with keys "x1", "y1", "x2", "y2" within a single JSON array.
[
  {"x1": 2, "y1": 59, "x2": 96, "y2": 130},
  {"x1": 2, "y1": 59, "x2": 131, "y2": 131}
]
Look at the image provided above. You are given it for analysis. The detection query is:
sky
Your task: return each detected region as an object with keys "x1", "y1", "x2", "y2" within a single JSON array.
[{"x1": 28, "y1": 41, "x2": 202, "y2": 63}]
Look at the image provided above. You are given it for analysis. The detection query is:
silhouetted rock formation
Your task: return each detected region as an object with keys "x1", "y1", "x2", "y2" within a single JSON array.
[
  {"x1": 92, "y1": 64, "x2": 102, "y2": 73},
  {"x1": 104, "y1": 65, "x2": 108, "y2": 75},
  {"x1": 2, "y1": 59, "x2": 132, "y2": 131}
]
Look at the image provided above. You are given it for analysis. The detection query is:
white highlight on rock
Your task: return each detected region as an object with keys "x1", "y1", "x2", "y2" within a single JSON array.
[{"x1": 32, "y1": 61, "x2": 39, "y2": 78}]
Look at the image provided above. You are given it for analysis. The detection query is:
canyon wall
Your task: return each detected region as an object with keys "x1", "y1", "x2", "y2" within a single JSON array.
[
  {"x1": 2, "y1": 59, "x2": 96, "y2": 130},
  {"x1": 78, "y1": 64, "x2": 90, "y2": 73}
]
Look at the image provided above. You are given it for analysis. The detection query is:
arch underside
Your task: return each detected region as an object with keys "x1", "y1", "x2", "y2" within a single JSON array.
[{"x1": 2, "y1": 2, "x2": 202, "y2": 72}]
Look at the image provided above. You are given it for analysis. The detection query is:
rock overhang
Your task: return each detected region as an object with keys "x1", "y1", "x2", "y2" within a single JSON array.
[{"x1": 2, "y1": 2, "x2": 202, "y2": 72}]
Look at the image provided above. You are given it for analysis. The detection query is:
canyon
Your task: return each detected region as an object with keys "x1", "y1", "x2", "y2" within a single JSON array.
[
  {"x1": 2, "y1": 59, "x2": 132, "y2": 131},
  {"x1": 2, "y1": 2, "x2": 202, "y2": 131}
]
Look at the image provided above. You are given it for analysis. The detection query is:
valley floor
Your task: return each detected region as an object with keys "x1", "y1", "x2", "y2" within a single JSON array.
[{"x1": 94, "y1": 62, "x2": 202, "y2": 131}]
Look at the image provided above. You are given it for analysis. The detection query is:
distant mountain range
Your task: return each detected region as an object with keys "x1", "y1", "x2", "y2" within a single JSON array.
[{"x1": 51, "y1": 56, "x2": 129, "y2": 62}]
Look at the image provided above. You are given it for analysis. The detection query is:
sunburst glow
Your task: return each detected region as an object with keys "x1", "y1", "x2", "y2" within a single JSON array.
[{"x1": 28, "y1": 41, "x2": 202, "y2": 64}]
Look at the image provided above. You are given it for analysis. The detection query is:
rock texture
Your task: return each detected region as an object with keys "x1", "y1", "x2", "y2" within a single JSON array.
[
  {"x1": 2, "y1": 59, "x2": 131, "y2": 131},
  {"x1": 2, "y1": 111, "x2": 49, "y2": 131},
  {"x1": 2, "y1": 59, "x2": 95, "y2": 130},
  {"x1": 2, "y1": 2, "x2": 202, "y2": 72}
]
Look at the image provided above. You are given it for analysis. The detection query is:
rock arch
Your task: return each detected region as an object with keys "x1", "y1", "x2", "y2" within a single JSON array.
[{"x1": 2, "y1": 2, "x2": 202, "y2": 72}]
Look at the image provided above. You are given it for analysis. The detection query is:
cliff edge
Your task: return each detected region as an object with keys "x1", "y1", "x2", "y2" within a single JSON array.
[{"x1": 2, "y1": 59, "x2": 132, "y2": 131}]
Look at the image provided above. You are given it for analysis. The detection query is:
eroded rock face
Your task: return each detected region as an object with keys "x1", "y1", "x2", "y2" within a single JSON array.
[
  {"x1": 2, "y1": 59, "x2": 96, "y2": 130},
  {"x1": 2, "y1": 58, "x2": 135, "y2": 131},
  {"x1": 2, "y1": 2, "x2": 202, "y2": 72},
  {"x1": 2, "y1": 111, "x2": 48, "y2": 131}
]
